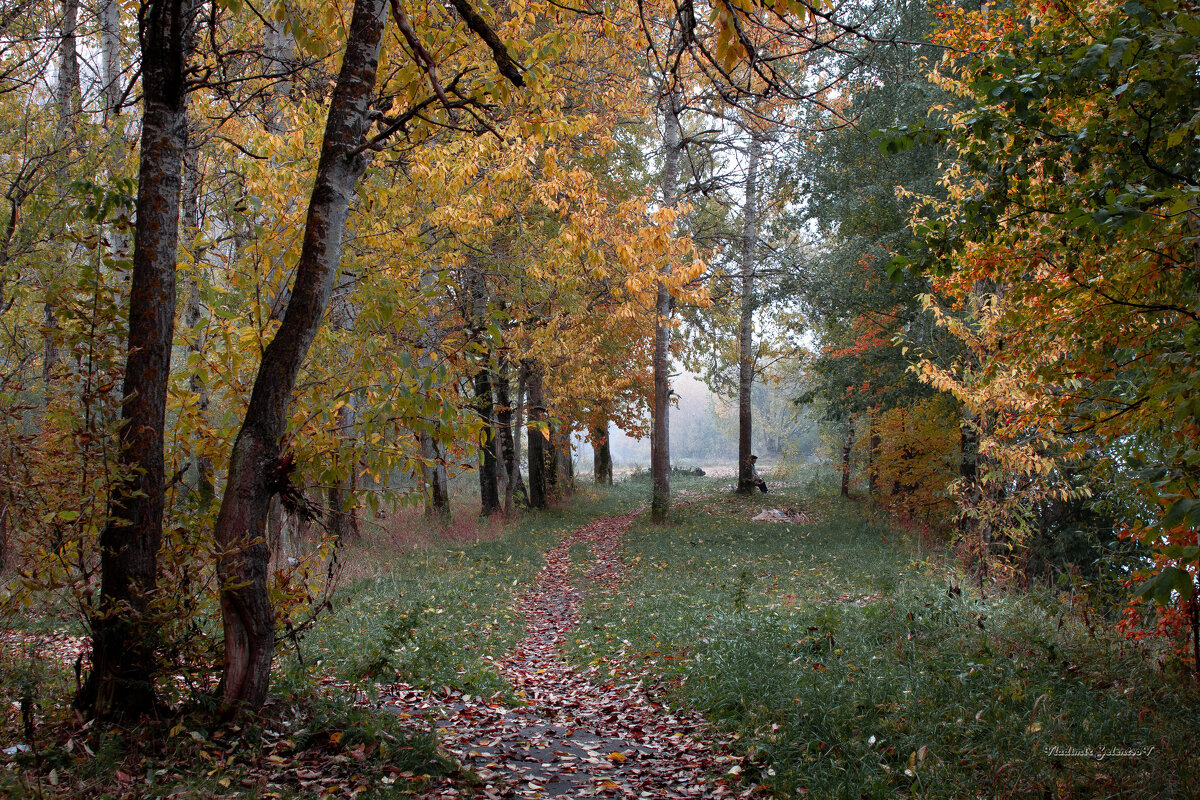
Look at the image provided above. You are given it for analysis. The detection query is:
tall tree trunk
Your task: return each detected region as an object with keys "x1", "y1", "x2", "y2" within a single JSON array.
[
  {"x1": 736, "y1": 132, "x2": 762, "y2": 494},
  {"x1": 958, "y1": 409, "x2": 978, "y2": 539},
  {"x1": 556, "y1": 430, "x2": 574, "y2": 496},
  {"x1": 592, "y1": 423, "x2": 612, "y2": 485},
  {"x1": 416, "y1": 270, "x2": 450, "y2": 521},
  {"x1": 650, "y1": 90, "x2": 682, "y2": 523},
  {"x1": 212, "y1": 0, "x2": 387, "y2": 715},
  {"x1": 77, "y1": 0, "x2": 192, "y2": 720},
  {"x1": 55, "y1": 0, "x2": 80, "y2": 136},
  {"x1": 546, "y1": 421, "x2": 560, "y2": 497},
  {"x1": 328, "y1": 280, "x2": 361, "y2": 541},
  {"x1": 99, "y1": 0, "x2": 131, "y2": 267},
  {"x1": 328, "y1": 395, "x2": 360, "y2": 540},
  {"x1": 420, "y1": 430, "x2": 450, "y2": 521},
  {"x1": 99, "y1": 0, "x2": 122, "y2": 113},
  {"x1": 840, "y1": 418, "x2": 854, "y2": 498},
  {"x1": 45, "y1": 0, "x2": 83, "y2": 386},
  {"x1": 511, "y1": 361, "x2": 527, "y2": 504},
  {"x1": 525, "y1": 361, "x2": 547, "y2": 509},
  {"x1": 181, "y1": 116, "x2": 214, "y2": 505},
  {"x1": 475, "y1": 366, "x2": 501, "y2": 515},
  {"x1": 495, "y1": 356, "x2": 521, "y2": 515},
  {"x1": 868, "y1": 411, "x2": 881, "y2": 497}
]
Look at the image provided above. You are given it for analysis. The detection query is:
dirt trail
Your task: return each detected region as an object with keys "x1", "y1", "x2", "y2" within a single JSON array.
[{"x1": 386, "y1": 512, "x2": 763, "y2": 799}]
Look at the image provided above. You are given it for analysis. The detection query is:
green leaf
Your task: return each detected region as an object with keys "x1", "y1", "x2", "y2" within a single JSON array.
[
  {"x1": 1136, "y1": 566, "x2": 1196, "y2": 606},
  {"x1": 1161, "y1": 497, "x2": 1198, "y2": 529}
]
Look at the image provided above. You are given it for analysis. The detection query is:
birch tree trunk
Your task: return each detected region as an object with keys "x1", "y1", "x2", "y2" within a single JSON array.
[
  {"x1": 45, "y1": 0, "x2": 83, "y2": 385},
  {"x1": 77, "y1": 0, "x2": 192, "y2": 720},
  {"x1": 99, "y1": 0, "x2": 130, "y2": 262},
  {"x1": 736, "y1": 132, "x2": 762, "y2": 494},
  {"x1": 213, "y1": 0, "x2": 388, "y2": 714}
]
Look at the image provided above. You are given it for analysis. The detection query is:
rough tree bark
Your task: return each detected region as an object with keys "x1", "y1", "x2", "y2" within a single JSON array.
[
  {"x1": 511, "y1": 361, "x2": 528, "y2": 502},
  {"x1": 45, "y1": 0, "x2": 83, "y2": 385},
  {"x1": 181, "y1": 116, "x2": 214, "y2": 505},
  {"x1": 525, "y1": 361, "x2": 547, "y2": 509},
  {"x1": 958, "y1": 409, "x2": 978, "y2": 539},
  {"x1": 212, "y1": 0, "x2": 388, "y2": 715},
  {"x1": 546, "y1": 421, "x2": 560, "y2": 497},
  {"x1": 868, "y1": 411, "x2": 881, "y2": 497},
  {"x1": 592, "y1": 423, "x2": 612, "y2": 485},
  {"x1": 650, "y1": 90, "x2": 682, "y2": 523},
  {"x1": 328, "y1": 278, "x2": 361, "y2": 541},
  {"x1": 467, "y1": 265, "x2": 501, "y2": 516},
  {"x1": 474, "y1": 366, "x2": 501, "y2": 515},
  {"x1": 494, "y1": 356, "x2": 523, "y2": 515},
  {"x1": 416, "y1": 270, "x2": 450, "y2": 521},
  {"x1": 77, "y1": 0, "x2": 192, "y2": 720},
  {"x1": 840, "y1": 418, "x2": 854, "y2": 498},
  {"x1": 98, "y1": 0, "x2": 132, "y2": 266},
  {"x1": 736, "y1": 132, "x2": 762, "y2": 494}
]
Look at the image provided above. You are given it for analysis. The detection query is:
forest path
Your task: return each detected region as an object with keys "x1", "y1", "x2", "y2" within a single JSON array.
[{"x1": 392, "y1": 511, "x2": 762, "y2": 799}]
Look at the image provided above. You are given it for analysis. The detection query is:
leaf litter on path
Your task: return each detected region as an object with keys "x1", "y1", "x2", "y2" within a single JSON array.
[{"x1": 374, "y1": 512, "x2": 769, "y2": 799}]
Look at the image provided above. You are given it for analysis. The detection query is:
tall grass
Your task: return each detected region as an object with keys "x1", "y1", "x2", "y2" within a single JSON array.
[{"x1": 567, "y1": 483, "x2": 1200, "y2": 799}]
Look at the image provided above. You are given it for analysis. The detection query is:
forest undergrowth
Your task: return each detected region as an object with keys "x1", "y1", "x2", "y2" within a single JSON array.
[
  {"x1": 2, "y1": 473, "x2": 1197, "y2": 799},
  {"x1": 567, "y1": 475, "x2": 1200, "y2": 799}
]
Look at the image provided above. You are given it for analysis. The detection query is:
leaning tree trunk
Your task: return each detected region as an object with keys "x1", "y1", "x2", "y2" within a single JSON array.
[
  {"x1": 736, "y1": 132, "x2": 761, "y2": 494},
  {"x1": 650, "y1": 90, "x2": 682, "y2": 523},
  {"x1": 592, "y1": 423, "x2": 613, "y2": 485},
  {"x1": 77, "y1": 0, "x2": 192, "y2": 721},
  {"x1": 213, "y1": 0, "x2": 388, "y2": 715}
]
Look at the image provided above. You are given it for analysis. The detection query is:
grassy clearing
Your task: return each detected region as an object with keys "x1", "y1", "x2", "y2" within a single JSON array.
[
  {"x1": 568, "y1": 473, "x2": 1200, "y2": 799},
  {"x1": 0, "y1": 482, "x2": 645, "y2": 799},
  {"x1": 281, "y1": 481, "x2": 648, "y2": 698}
]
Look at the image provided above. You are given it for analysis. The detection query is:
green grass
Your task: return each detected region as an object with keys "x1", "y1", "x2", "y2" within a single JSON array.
[
  {"x1": 567, "y1": 479, "x2": 1200, "y2": 799},
  {"x1": 285, "y1": 480, "x2": 649, "y2": 700},
  {"x1": 6, "y1": 472, "x2": 1197, "y2": 798}
]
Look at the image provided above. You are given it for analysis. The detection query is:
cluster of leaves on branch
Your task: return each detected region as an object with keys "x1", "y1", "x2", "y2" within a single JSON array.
[
  {"x1": 0, "y1": 0, "x2": 730, "y2": 718},
  {"x1": 890, "y1": 0, "x2": 1199, "y2": 654}
]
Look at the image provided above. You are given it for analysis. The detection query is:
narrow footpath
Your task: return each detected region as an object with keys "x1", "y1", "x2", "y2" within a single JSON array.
[{"x1": 381, "y1": 513, "x2": 765, "y2": 799}]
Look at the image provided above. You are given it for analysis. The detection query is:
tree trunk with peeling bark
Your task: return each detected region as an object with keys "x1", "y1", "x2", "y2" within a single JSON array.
[
  {"x1": 77, "y1": 0, "x2": 192, "y2": 721},
  {"x1": 213, "y1": 0, "x2": 387, "y2": 715}
]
